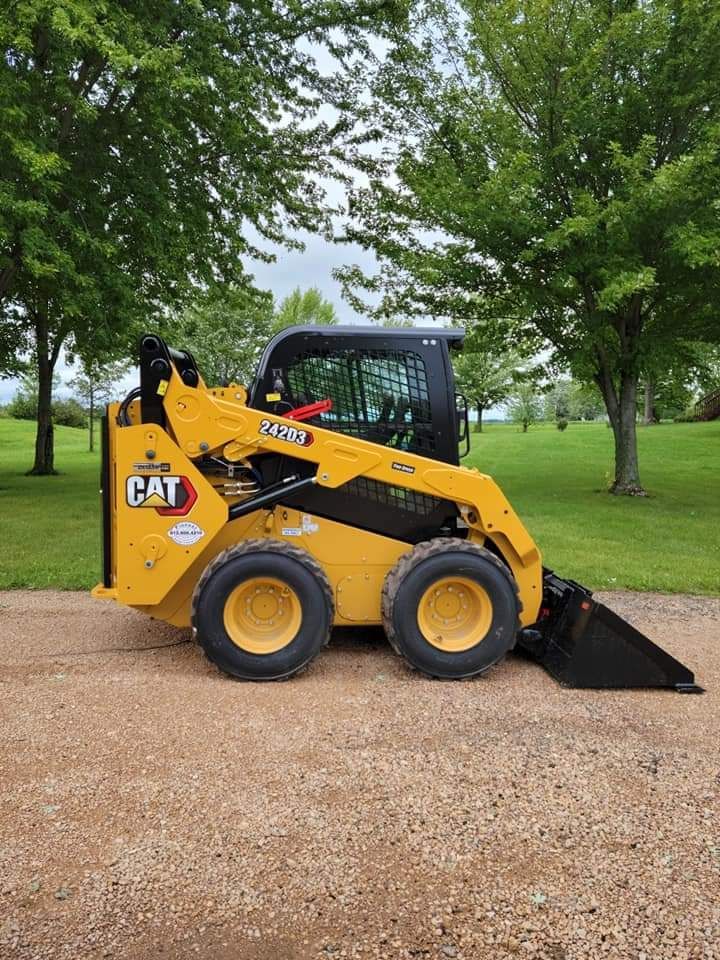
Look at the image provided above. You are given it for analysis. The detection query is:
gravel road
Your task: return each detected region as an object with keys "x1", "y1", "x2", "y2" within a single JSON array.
[{"x1": 1, "y1": 590, "x2": 718, "y2": 960}]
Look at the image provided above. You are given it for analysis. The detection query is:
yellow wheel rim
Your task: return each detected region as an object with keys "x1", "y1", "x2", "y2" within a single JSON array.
[
  {"x1": 417, "y1": 576, "x2": 493, "y2": 652},
  {"x1": 223, "y1": 577, "x2": 301, "y2": 655}
]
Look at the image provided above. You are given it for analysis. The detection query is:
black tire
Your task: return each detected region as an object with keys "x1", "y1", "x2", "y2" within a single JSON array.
[
  {"x1": 191, "y1": 539, "x2": 333, "y2": 680},
  {"x1": 382, "y1": 538, "x2": 521, "y2": 679}
]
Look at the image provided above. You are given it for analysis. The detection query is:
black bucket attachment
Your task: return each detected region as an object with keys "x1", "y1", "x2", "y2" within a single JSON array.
[{"x1": 517, "y1": 571, "x2": 703, "y2": 692}]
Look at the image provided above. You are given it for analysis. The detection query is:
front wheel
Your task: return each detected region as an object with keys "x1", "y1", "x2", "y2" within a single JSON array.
[
  {"x1": 382, "y1": 539, "x2": 521, "y2": 679},
  {"x1": 191, "y1": 539, "x2": 333, "y2": 680}
]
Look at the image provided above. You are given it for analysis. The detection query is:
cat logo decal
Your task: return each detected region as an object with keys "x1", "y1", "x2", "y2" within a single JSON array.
[{"x1": 126, "y1": 475, "x2": 197, "y2": 516}]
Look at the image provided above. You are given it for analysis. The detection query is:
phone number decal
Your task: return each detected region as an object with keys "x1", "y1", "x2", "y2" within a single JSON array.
[{"x1": 259, "y1": 418, "x2": 314, "y2": 446}]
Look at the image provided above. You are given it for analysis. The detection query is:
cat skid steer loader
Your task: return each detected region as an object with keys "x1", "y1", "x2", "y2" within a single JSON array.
[{"x1": 92, "y1": 327, "x2": 701, "y2": 691}]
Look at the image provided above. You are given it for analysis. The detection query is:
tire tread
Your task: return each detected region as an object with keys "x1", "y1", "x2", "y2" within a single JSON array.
[
  {"x1": 191, "y1": 538, "x2": 334, "y2": 680},
  {"x1": 381, "y1": 537, "x2": 521, "y2": 677}
]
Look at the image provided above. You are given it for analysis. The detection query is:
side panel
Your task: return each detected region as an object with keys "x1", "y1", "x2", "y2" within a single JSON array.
[
  {"x1": 111, "y1": 423, "x2": 228, "y2": 607},
  {"x1": 135, "y1": 507, "x2": 410, "y2": 628},
  {"x1": 101, "y1": 412, "x2": 413, "y2": 626}
]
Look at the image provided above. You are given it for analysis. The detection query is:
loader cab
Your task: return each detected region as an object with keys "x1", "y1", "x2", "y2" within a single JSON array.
[
  {"x1": 248, "y1": 325, "x2": 467, "y2": 465},
  {"x1": 246, "y1": 325, "x2": 468, "y2": 543}
]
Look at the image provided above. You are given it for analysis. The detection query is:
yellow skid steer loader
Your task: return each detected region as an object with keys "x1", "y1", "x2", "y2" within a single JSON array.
[{"x1": 92, "y1": 328, "x2": 701, "y2": 691}]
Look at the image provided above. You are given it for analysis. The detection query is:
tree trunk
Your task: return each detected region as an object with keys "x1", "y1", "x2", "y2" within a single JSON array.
[
  {"x1": 643, "y1": 379, "x2": 657, "y2": 425},
  {"x1": 522, "y1": 420, "x2": 528, "y2": 433},
  {"x1": 611, "y1": 384, "x2": 643, "y2": 494},
  {"x1": 28, "y1": 310, "x2": 58, "y2": 476},
  {"x1": 475, "y1": 404, "x2": 483, "y2": 433},
  {"x1": 596, "y1": 359, "x2": 645, "y2": 495},
  {"x1": 89, "y1": 389, "x2": 94, "y2": 452}
]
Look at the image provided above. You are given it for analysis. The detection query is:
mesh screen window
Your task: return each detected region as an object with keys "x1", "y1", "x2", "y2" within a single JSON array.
[
  {"x1": 344, "y1": 475, "x2": 442, "y2": 517},
  {"x1": 285, "y1": 348, "x2": 436, "y2": 455}
]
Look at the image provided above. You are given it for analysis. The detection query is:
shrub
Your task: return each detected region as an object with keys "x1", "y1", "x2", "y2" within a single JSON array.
[
  {"x1": 6, "y1": 385, "x2": 87, "y2": 428},
  {"x1": 53, "y1": 398, "x2": 87, "y2": 429},
  {"x1": 6, "y1": 391, "x2": 37, "y2": 421},
  {"x1": 556, "y1": 418, "x2": 569, "y2": 431}
]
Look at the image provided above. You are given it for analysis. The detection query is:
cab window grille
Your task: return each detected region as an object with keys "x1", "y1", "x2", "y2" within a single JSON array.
[
  {"x1": 344, "y1": 476, "x2": 442, "y2": 517},
  {"x1": 285, "y1": 348, "x2": 435, "y2": 455}
]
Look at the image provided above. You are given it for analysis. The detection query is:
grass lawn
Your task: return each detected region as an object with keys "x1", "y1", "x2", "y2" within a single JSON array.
[
  {"x1": 0, "y1": 418, "x2": 103, "y2": 590},
  {"x1": 465, "y1": 419, "x2": 719, "y2": 594},
  {"x1": 0, "y1": 416, "x2": 718, "y2": 593}
]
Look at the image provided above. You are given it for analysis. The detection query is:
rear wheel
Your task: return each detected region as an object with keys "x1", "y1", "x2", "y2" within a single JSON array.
[
  {"x1": 382, "y1": 538, "x2": 521, "y2": 679},
  {"x1": 192, "y1": 539, "x2": 333, "y2": 680}
]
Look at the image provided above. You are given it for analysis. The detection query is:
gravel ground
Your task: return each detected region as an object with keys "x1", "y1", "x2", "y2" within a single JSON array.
[{"x1": 1, "y1": 590, "x2": 718, "y2": 960}]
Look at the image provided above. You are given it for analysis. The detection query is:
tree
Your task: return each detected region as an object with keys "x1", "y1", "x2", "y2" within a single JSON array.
[
  {"x1": 641, "y1": 339, "x2": 720, "y2": 422},
  {"x1": 453, "y1": 346, "x2": 521, "y2": 431},
  {"x1": 694, "y1": 344, "x2": 720, "y2": 397},
  {"x1": 69, "y1": 360, "x2": 127, "y2": 452},
  {"x1": 172, "y1": 286, "x2": 275, "y2": 387},
  {"x1": 379, "y1": 316, "x2": 414, "y2": 327},
  {"x1": 0, "y1": 1, "x2": 401, "y2": 473},
  {"x1": 339, "y1": 0, "x2": 720, "y2": 494},
  {"x1": 543, "y1": 380, "x2": 572, "y2": 423},
  {"x1": 568, "y1": 382, "x2": 604, "y2": 422},
  {"x1": 507, "y1": 382, "x2": 542, "y2": 433},
  {"x1": 273, "y1": 287, "x2": 338, "y2": 331},
  {"x1": 544, "y1": 378, "x2": 604, "y2": 421}
]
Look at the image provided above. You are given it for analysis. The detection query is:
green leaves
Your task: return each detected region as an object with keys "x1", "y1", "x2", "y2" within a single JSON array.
[
  {"x1": 336, "y1": 0, "x2": 720, "y2": 486},
  {"x1": 169, "y1": 284, "x2": 276, "y2": 388},
  {"x1": 596, "y1": 268, "x2": 657, "y2": 314},
  {"x1": 1, "y1": 0, "x2": 405, "y2": 332},
  {"x1": 273, "y1": 287, "x2": 339, "y2": 331},
  {"x1": 453, "y1": 342, "x2": 525, "y2": 411},
  {"x1": 0, "y1": 0, "x2": 405, "y2": 467},
  {"x1": 170, "y1": 284, "x2": 339, "y2": 387}
]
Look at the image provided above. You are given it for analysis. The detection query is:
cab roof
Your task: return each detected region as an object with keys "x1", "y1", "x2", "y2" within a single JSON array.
[{"x1": 263, "y1": 324, "x2": 465, "y2": 350}]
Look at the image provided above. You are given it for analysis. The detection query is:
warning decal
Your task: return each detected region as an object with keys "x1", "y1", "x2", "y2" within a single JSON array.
[{"x1": 126, "y1": 475, "x2": 197, "y2": 516}]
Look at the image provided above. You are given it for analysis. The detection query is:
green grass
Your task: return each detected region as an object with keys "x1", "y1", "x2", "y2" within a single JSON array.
[
  {"x1": 0, "y1": 418, "x2": 102, "y2": 590},
  {"x1": 0, "y1": 416, "x2": 718, "y2": 593},
  {"x1": 465, "y1": 419, "x2": 719, "y2": 594}
]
